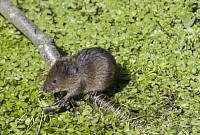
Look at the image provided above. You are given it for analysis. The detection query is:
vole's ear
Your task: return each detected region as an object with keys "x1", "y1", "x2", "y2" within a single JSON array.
[
  {"x1": 58, "y1": 56, "x2": 78, "y2": 76},
  {"x1": 65, "y1": 66, "x2": 78, "y2": 76}
]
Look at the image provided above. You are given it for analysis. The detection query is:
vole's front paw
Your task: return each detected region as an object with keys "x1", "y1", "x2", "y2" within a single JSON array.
[{"x1": 54, "y1": 98, "x2": 69, "y2": 108}]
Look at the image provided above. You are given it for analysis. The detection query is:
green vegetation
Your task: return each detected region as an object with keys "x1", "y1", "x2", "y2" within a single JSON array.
[{"x1": 1, "y1": 0, "x2": 200, "y2": 134}]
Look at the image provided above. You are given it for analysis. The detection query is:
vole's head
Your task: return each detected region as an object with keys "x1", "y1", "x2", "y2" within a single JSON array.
[{"x1": 43, "y1": 57, "x2": 80, "y2": 93}]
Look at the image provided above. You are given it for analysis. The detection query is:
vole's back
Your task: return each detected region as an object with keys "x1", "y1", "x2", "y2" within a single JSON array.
[{"x1": 74, "y1": 47, "x2": 117, "y2": 93}]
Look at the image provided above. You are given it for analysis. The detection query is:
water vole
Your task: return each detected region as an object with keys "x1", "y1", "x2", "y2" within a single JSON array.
[{"x1": 43, "y1": 47, "x2": 117, "y2": 107}]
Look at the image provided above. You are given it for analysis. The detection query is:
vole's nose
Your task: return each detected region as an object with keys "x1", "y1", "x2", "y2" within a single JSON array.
[{"x1": 43, "y1": 86, "x2": 50, "y2": 92}]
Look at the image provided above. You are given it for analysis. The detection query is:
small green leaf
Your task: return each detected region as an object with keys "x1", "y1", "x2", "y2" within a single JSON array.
[{"x1": 182, "y1": 12, "x2": 196, "y2": 28}]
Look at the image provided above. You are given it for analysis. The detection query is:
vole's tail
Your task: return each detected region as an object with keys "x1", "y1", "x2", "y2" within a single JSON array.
[{"x1": 88, "y1": 92, "x2": 144, "y2": 130}]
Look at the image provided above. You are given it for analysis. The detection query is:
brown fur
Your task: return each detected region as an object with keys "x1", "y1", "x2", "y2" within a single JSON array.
[{"x1": 43, "y1": 47, "x2": 117, "y2": 107}]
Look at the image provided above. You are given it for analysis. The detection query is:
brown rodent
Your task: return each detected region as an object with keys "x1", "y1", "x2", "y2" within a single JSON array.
[{"x1": 43, "y1": 47, "x2": 117, "y2": 108}]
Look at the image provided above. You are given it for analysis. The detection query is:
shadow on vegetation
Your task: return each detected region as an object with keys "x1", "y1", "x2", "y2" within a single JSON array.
[
  {"x1": 55, "y1": 45, "x2": 69, "y2": 56},
  {"x1": 104, "y1": 64, "x2": 131, "y2": 97}
]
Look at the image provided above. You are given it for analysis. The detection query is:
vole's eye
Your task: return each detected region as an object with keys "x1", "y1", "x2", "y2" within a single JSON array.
[{"x1": 52, "y1": 78, "x2": 58, "y2": 84}]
